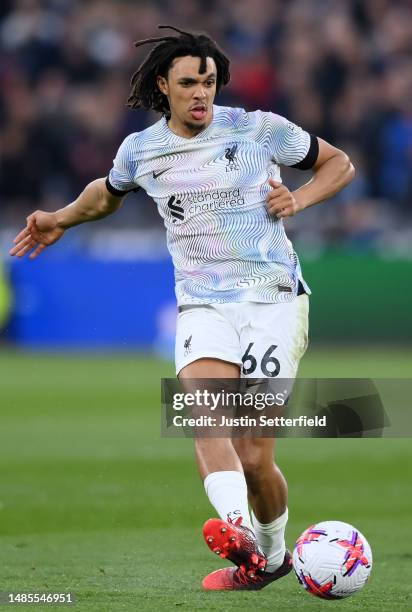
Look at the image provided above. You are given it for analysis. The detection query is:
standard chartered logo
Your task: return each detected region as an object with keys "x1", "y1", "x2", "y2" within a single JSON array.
[
  {"x1": 188, "y1": 188, "x2": 245, "y2": 215},
  {"x1": 166, "y1": 189, "x2": 245, "y2": 223},
  {"x1": 166, "y1": 195, "x2": 185, "y2": 223}
]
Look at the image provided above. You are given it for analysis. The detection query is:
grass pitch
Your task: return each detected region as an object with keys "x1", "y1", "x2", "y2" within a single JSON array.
[{"x1": 0, "y1": 347, "x2": 411, "y2": 610}]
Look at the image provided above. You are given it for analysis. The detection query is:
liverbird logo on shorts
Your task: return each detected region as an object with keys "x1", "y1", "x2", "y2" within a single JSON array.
[
  {"x1": 184, "y1": 335, "x2": 192, "y2": 356},
  {"x1": 224, "y1": 143, "x2": 239, "y2": 172}
]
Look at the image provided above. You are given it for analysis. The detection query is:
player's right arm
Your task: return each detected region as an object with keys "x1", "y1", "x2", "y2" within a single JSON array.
[{"x1": 9, "y1": 178, "x2": 125, "y2": 260}]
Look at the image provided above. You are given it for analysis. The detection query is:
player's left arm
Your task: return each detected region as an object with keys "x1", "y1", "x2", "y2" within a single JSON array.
[{"x1": 266, "y1": 138, "x2": 355, "y2": 219}]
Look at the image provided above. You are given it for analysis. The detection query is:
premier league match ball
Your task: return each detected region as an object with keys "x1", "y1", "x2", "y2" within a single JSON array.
[{"x1": 292, "y1": 521, "x2": 372, "y2": 599}]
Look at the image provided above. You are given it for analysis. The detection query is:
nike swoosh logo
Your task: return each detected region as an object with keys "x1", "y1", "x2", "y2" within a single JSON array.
[{"x1": 153, "y1": 168, "x2": 171, "y2": 179}]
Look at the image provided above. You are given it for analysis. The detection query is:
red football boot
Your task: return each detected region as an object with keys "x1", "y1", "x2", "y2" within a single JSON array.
[
  {"x1": 202, "y1": 550, "x2": 293, "y2": 591},
  {"x1": 202, "y1": 517, "x2": 267, "y2": 576}
]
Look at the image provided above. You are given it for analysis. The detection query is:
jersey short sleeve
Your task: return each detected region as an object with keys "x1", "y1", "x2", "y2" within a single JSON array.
[
  {"x1": 106, "y1": 134, "x2": 140, "y2": 196},
  {"x1": 260, "y1": 112, "x2": 319, "y2": 170}
]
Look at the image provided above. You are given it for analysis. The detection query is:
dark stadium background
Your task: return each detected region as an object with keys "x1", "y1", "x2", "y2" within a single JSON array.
[{"x1": 0, "y1": 1, "x2": 411, "y2": 610}]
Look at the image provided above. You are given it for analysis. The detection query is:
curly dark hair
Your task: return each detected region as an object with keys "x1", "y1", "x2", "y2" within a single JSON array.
[{"x1": 127, "y1": 25, "x2": 230, "y2": 117}]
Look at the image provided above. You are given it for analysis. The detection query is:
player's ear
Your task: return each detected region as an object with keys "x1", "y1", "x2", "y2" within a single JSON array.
[{"x1": 157, "y1": 75, "x2": 168, "y2": 96}]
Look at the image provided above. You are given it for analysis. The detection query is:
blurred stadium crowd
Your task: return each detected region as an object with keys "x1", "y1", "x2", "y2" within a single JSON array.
[{"x1": 0, "y1": 0, "x2": 411, "y2": 253}]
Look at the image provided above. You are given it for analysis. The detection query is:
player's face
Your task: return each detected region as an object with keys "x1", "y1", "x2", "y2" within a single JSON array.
[{"x1": 157, "y1": 56, "x2": 217, "y2": 138}]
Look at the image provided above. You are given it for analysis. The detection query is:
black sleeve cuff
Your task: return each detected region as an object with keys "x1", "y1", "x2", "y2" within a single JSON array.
[
  {"x1": 291, "y1": 134, "x2": 319, "y2": 170},
  {"x1": 105, "y1": 176, "x2": 140, "y2": 196}
]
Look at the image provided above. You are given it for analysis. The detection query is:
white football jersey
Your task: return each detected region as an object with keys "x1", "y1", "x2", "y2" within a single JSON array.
[{"x1": 107, "y1": 105, "x2": 315, "y2": 305}]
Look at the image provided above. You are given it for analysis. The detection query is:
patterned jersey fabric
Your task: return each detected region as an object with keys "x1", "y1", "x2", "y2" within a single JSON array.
[{"x1": 108, "y1": 105, "x2": 313, "y2": 305}]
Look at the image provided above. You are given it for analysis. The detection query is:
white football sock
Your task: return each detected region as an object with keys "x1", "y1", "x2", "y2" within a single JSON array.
[
  {"x1": 252, "y1": 508, "x2": 288, "y2": 572},
  {"x1": 204, "y1": 470, "x2": 253, "y2": 530}
]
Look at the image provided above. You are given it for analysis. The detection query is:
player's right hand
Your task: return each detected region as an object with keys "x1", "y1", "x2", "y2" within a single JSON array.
[{"x1": 9, "y1": 210, "x2": 65, "y2": 259}]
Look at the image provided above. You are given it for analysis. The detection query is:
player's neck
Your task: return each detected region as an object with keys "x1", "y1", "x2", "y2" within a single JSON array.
[{"x1": 167, "y1": 114, "x2": 213, "y2": 139}]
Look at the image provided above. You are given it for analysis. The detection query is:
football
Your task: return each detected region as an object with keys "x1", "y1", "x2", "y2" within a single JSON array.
[{"x1": 292, "y1": 520, "x2": 372, "y2": 599}]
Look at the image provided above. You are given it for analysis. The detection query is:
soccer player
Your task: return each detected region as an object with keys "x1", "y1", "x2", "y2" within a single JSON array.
[{"x1": 10, "y1": 26, "x2": 354, "y2": 591}]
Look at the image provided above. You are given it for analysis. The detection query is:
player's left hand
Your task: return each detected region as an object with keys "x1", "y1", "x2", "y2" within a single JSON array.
[{"x1": 266, "y1": 179, "x2": 301, "y2": 219}]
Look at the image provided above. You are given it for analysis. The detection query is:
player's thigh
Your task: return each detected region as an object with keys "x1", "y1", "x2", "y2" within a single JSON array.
[
  {"x1": 179, "y1": 358, "x2": 239, "y2": 379},
  {"x1": 240, "y1": 295, "x2": 309, "y2": 379},
  {"x1": 175, "y1": 305, "x2": 241, "y2": 376},
  {"x1": 176, "y1": 308, "x2": 241, "y2": 445}
]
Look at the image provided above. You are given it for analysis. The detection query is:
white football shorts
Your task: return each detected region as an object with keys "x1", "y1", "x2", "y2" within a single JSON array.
[{"x1": 175, "y1": 295, "x2": 309, "y2": 378}]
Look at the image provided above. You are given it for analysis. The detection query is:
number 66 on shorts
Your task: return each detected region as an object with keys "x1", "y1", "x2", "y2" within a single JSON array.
[{"x1": 175, "y1": 295, "x2": 309, "y2": 379}]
